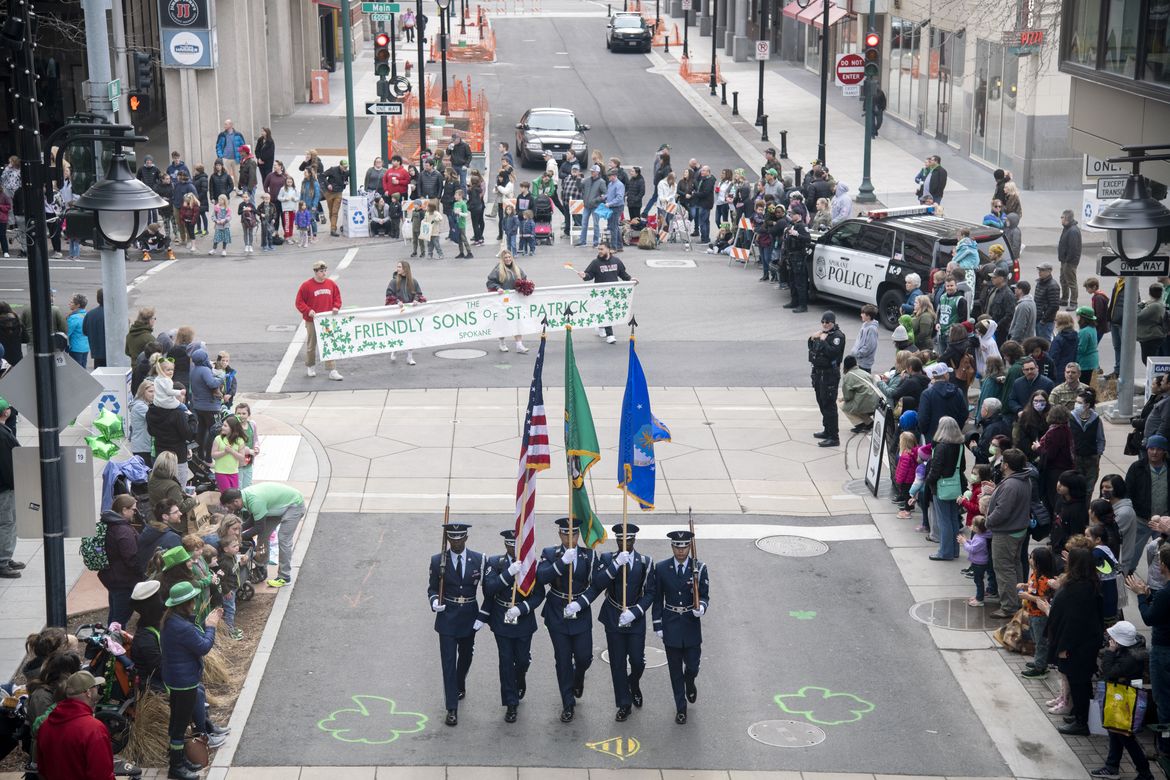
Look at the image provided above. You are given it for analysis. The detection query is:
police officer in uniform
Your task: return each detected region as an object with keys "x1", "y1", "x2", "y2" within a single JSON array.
[
  {"x1": 591, "y1": 523, "x2": 656, "y2": 722},
  {"x1": 537, "y1": 517, "x2": 602, "y2": 723},
  {"x1": 652, "y1": 530, "x2": 709, "y2": 724},
  {"x1": 427, "y1": 522, "x2": 485, "y2": 726},
  {"x1": 482, "y1": 529, "x2": 545, "y2": 723},
  {"x1": 808, "y1": 311, "x2": 847, "y2": 448},
  {"x1": 784, "y1": 210, "x2": 812, "y2": 313}
]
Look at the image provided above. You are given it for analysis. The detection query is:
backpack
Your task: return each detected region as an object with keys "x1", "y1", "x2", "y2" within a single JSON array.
[
  {"x1": 80, "y1": 520, "x2": 110, "y2": 571},
  {"x1": 241, "y1": 206, "x2": 258, "y2": 229},
  {"x1": 637, "y1": 228, "x2": 657, "y2": 250}
]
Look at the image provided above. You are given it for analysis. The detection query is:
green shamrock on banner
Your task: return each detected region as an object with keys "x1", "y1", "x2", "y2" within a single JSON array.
[
  {"x1": 317, "y1": 695, "x2": 428, "y2": 744},
  {"x1": 774, "y1": 686, "x2": 875, "y2": 726}
]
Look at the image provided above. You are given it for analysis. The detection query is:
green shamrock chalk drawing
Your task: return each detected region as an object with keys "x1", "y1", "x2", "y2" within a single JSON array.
[
  {"x1": 774, "y1": 686, "x2": 875, "y2": 726},
  {"x1": 788, "y1": 610, "x2": 817, "y2": 620},
  {"x1": 317, "y1": 695, "x2": 428, "y2": 744}
]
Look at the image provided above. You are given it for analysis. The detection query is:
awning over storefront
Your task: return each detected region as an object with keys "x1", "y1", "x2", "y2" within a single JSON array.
[
  {"x1": 812, "y1": 3, "x2": 851, "y2": 28},
  {"x1": 795, "y1": 0, "x2": 850, "y2": 27},
  {"x1": 782, "y1": 1, "x2": 805, "y2": 19}
]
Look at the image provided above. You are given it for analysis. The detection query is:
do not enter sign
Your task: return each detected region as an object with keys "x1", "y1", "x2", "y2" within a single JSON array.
[{"x1": 835, "y1": 53, "x2": 865, "y2": 86}]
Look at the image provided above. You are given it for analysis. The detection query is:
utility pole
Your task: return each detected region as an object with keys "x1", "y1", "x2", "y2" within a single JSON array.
[
  {"x1": 709, "y1": 0, "x2": 718, "y2": 95},
  {"x1": 80, "y1": 0, "x2": 130, "y2": 367},
  {"x1": 341, "y1": 0, "x2": 359, "y2": 194},
  {"x1": 110, "y1": 0, "x2": 130, "y2": 125},
  {"x1": 856, "y1": 1, "x2": 878, "y2": 203},
  {"x1": 754, "y1": 0, "x2": 766, "y2": 125}
]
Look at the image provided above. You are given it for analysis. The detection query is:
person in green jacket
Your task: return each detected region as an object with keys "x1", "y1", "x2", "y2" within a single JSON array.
[
  {"x1": 1075, "y1": 306, "x2": 1100, "y2": 386},
  {"x1": 220, "y1": 484, "x2": 305, "y2": 588}
]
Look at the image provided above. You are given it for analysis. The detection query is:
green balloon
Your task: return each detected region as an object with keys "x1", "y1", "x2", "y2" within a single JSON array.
[
  {"x1": 84, "y1": 435, "x2": 119, "y2": 461},
  {"x1": 93, "y1": 409, "x2": 124, "y2": 442}
]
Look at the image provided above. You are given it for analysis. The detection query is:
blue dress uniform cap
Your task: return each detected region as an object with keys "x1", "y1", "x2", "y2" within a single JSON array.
[
  {"x1": 610, "y1": 523, "x2": 640, "y2": 537},
  {"x1": 554, "y1": 517, "x2": 581, "y2": 530},
  {"x1": 499, "y1": 529, "x2": 517, "y2": 541},
  {"x1": 445, "y1": 523, "x2": 472, "y2": 538},
  {"x1": 667, "y1": 530, "x2": 695, "y2": 547}
]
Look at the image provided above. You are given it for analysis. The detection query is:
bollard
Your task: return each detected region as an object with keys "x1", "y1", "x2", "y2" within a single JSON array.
[
  {"x1": 778, "y1": 129, "x2": 788, "y2": 159},
  {"x1": 731, "y1": 90, "x2": 739, "y2": 116},
  {"x1": 721, "y1": 82, "x2": 727, "y2": 105},
  {"x1": 760, "y1": 115, "x2": 769, "y2": 143},
  {"x1": 793, "y1": 165, "x2": 803, "y2": 188},
  {"x1": 608, "y1": 3, "x2": 612, "y2": 14}
]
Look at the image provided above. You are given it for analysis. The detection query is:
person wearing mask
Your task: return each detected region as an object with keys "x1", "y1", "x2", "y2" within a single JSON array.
[{"x1": 1007, "y1": 357, "x2": 1055, "y2": 417}]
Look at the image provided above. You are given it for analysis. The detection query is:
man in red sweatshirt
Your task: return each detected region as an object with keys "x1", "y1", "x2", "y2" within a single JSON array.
[
  {"x1": 35, "y1": 670, "x2": 115, "y2": 780},
  {"x1": 295, "y1": 260, "x2": 344, "y2": 380}
]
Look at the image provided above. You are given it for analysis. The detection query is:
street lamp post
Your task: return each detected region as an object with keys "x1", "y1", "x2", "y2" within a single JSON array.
[
  {"x1": 437, "y1": 0, "x2": 451, "y2": 115},
  {"x1": 683, "y1": 5, "x2": 690, "y2": 58},
  {"x1": 460, "y1": 0, "x2": 467, "y2": 34},
  {"x1": 417, "y1": 0, "x2": 427, "y2": 157},
  {"x1": 1088, "y1": 163, "x2": 1170, "y2": 418},
  {"x1": 856, "y1": 3, "x2": 878, "y2": 203},
  {"x1": 816, "y1": 0, "x2": 830, "y2": 163},
  {"x1": 709, "y1": 0, "x2": 718, "y2": 94},
  {"x1": 755, "y1": 0, "x2": 767, "y2": 125}
]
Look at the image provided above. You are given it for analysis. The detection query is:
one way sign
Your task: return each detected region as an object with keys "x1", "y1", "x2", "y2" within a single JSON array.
[
  {"x1": 365, "y1": 101, "x2": 404, "y2": 116},
  {"x1": 1098, "y1": 254, "x2": 1170, "y2": 277}
]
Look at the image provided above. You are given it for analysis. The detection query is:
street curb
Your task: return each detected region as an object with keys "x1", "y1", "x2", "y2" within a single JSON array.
[{"x1": 207, "y1": 409, "x2": 332, "y2": 777}]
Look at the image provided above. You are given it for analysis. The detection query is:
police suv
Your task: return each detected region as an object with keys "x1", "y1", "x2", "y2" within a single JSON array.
[{"x1": 807, "y1": 205, "x2": 1016, "y2": 330}]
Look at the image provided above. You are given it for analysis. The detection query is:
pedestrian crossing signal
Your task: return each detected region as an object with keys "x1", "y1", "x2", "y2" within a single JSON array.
[
  {"x1": 585, "y1": 736, "x2": 641, "y2": 760},
  {"x1": 128, "y1": 92, "x2": 149, "y2": 113},
  {"x1": 374, "y1": 32, "x2": 392, "y2": 77}
]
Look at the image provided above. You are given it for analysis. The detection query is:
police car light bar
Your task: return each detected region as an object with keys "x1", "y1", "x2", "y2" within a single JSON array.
[{"x1": 866, "y1": 205, "x2": 936, "y2": 220}]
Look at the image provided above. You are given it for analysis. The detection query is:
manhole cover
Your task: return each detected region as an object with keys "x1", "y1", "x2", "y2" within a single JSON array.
[
  {"x1": 909, "y1": 597, "x2": 1009, "y2": 631},
  {"x1": 266, "y1": 324, "x2": 297, "y2": 332},
  {"x1": 246, "y1": 393, "x2": 291, "y2": 400},
  {"x1": 599, "y1": 645, "x2": 668, "y2": 668},
  {"x1": 756, "y1": 536, "x2": 829, "y2": 557},
  {"x1": 646, "y1": 258, "x2": 697, "y2": 268},
  {"x1": 748, "y1": 719, "x2": 826, "y2": 748},
  {"x1": 435, "y1": 348, "x2": 488, "y2": 360}
]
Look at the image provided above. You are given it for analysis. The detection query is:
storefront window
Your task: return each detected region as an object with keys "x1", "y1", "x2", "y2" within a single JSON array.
[
  {"x1": 1145, "y1": 0, "x2": 1170, "y2": 82},
  {"x1": 1103, "y1": 0, "x2": 1140, "y2": 75},
  {"x1": 1066, "y1": 0, "x2": 1101, "y2": 65},
  {"x1": 887, "y1": 16, "x2": 920, "y2": 119},
  {"x1": 970, "y1": 39, "x2": 1017, "y2": 168}
]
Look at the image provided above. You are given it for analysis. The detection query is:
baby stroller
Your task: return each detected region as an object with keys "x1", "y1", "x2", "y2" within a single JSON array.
[
  {"x1": 532, "y1": 195, "x2": 555, "y2": 245},
  {"x1": 76, "y1": 623, "x2": 138, "y2": 754},
  {"x1": 235, "y1": 536, "x2": 270, "y2": 602}
]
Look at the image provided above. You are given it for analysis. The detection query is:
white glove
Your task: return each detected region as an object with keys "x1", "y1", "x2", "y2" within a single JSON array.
[
  {"x1": 615, "y1": 550, "x2": 633, "y2": 567},
  {"x1": 563, "y1": 602, "x2": 582, "y2": 618},
  {"x1": 473, "y1": 619, "x2": 484, "y2": 631},
  {"x1": 560, "y1": 548, "x2": 577, "y2": 566},
  {"x1": 618, "y1": 609, "x2": 635, "y2": 626},
  {"x1": 655, "y1": 630, "x2": 663, "y2": 639},
  {"x1": 431, "y1": 600, "x2": 446, "y2": 613},
  {"x1": 692, "y1": 605, "x2": 705, "y2": 618},
  {"x1": 505, "y1": 606, "x2": 521, "y2": 620},
  {"x1": 507, "y1": 561, "x2": 522, "y2": 577}
]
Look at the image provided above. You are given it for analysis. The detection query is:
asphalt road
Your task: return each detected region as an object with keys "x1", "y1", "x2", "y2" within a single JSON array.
[{"x1": 234, "y1": 511, "x2": 1009, "y2": 775}]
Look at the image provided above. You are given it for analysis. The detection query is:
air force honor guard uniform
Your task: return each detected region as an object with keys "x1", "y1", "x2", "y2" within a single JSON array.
[
  {"x1": 592, "y1": 523, "x2": 655, "y2": 722},
  {"x1": 482, "y1": 529, "x2": 545, "y2": 723},
  {"x1": 536, "y1": 517, "x2": 602, "y2": 723},
  {"x1": 652, "y1": 530, "x2": 709, "y2": 724},
  {"x1": 427, "y1": 522, "x2": 485, "y2": 727}
]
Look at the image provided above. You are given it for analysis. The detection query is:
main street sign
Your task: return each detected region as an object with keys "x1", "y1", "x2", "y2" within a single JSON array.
[{"x1": 361, "y1": 2, "x2": 401, "y2": 12}]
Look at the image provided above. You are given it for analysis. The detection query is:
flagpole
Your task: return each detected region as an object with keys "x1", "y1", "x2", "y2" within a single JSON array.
[
  {"x1": 566, "y1": 314, "x2": 575, "y2": 606},
  {"x1": 438, "y1": 414, "x2": 459, "y2": 603},
  {"x1": 622, "y1": 318, "x2": 636, "y2": 612}
]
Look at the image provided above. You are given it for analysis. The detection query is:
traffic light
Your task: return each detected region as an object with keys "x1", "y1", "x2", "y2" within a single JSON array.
[
  {"x1": 374, "y1": 32, "x2": 391, "y2": 77},
  {"x1": 864, "y1": 32, "x2": 881, "y2": 79},
  {"x1": 132, "y1": 51, "x2": 153, "y2": 91}
]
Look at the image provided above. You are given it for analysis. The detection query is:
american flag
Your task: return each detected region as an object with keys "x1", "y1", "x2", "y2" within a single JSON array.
[{"x1": 514, "y1": 328, "x2": 549, "y2": 596}]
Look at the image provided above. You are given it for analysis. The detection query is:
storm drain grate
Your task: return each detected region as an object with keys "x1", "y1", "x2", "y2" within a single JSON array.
[
  {"x1": 748, "y1": 719, "x2": 826, "y2": 748},
  {"x1": 434, "y1": 348, "x2": 488, "y2": 360},
  {"x1": 755, "y1": 535, "x2": 829, "y2": 557},
  {"x1": 909, "y1": 597, "x2": 1009, "y2": 631}
]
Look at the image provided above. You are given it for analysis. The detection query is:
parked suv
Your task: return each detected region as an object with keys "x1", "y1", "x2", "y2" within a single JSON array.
[
  {"x1": 607, "y1": 13, "x2": 653, "y2": 52},
  {"x1": 514, "y1": 108, "x2": 590, "y2": 169},
  {"x1": 806, "y1": 206, "x2": 1017, "y2": 330}
]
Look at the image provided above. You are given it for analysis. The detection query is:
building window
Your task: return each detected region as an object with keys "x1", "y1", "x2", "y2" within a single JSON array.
[
  {"x1": 1067, "y1": 0, "x2": 1102, "y2": 65},
  {"x1": 971, "y1": 39, "x2": 1018, "y2": 168},
  {"x1": 1104, "y1": 0, "x2": 1141, "y2": 75},
  {"x1": 1145, "y1": 0, "x2": 1170, "y2": 81}
]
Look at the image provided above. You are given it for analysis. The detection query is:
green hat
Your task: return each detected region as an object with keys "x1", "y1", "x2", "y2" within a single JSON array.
[
  {"x1": 160, "y1": 545, "x2": 191, "y2": 571},
  {"x1": 164, "y1": 581, "x2": 199, "y2": 607},
  {"x1": 0, "y1": 397, "x2": 9, "y2": 413},
  {"x1": 1075, "y1": 305, "x2": 1096, "y2": 322}
]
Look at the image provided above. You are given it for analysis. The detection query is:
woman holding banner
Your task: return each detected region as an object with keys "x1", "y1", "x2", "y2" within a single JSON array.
[
  {"x1": 385, "y1": 261, "x2": 425, "y2": 366},
  {"x1": 485, "y1": 251, "x2": 531, "y2": 355}
]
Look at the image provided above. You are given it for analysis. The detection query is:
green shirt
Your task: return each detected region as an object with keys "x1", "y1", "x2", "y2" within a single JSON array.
[
  {"x1": 453, "y1": 200, "x2": 469, "y2": 231},
  {"x1": 242, "y1": 482, "x2": 305, "y2": 519},
  {"x1": 213, "y1": 435, "x2": 242, "y2": 475}
]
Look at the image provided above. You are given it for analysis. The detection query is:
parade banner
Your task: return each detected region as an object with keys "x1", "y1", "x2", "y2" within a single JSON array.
[{"x1": 314, "y1": 282, "x2": 636, "y2": 361}]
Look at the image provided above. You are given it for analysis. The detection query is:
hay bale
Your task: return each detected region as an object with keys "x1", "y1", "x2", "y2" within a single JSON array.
[
  {"x1": 124, "y1": 688, "x2": 170, "y2": 767},
  {"x1": 201, "y1": 644, "x2": 237, "y2": 687}
]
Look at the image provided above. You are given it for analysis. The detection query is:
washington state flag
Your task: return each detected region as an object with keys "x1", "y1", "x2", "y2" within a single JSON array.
[{"x1": 564, "y1": 326, "x2": 606, "y2": 548}]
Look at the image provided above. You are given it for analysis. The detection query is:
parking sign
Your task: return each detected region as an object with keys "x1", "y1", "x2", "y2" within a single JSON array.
[{"x1": 755, "y1": 40, "x2": 770, "y2": 60}]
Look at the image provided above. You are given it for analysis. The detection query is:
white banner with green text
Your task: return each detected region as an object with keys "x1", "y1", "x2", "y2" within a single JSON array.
[{"x1": 314, "y1": 282, "x2": 636, "y2": 361}]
